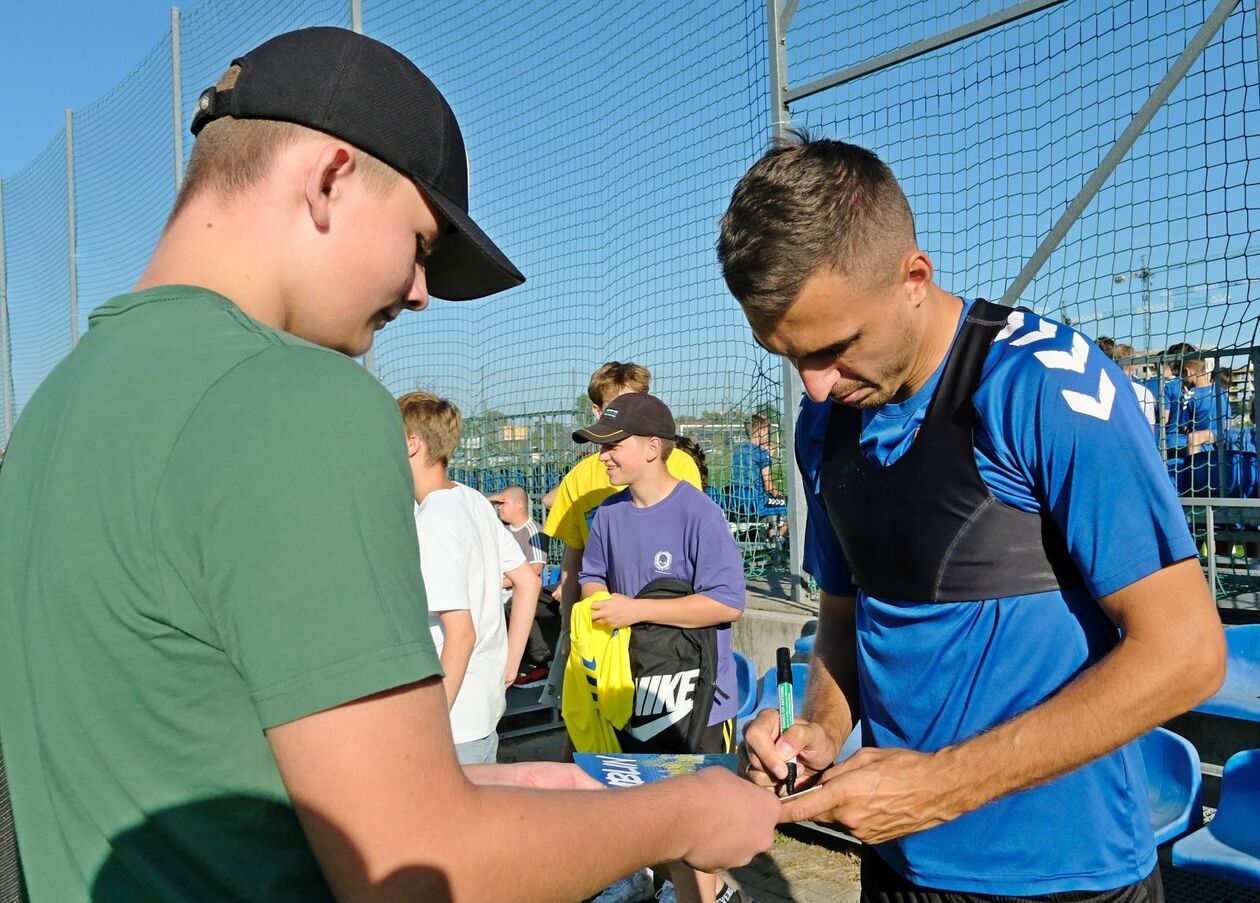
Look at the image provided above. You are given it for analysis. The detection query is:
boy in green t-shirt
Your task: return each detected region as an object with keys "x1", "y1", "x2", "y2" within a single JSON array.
[{"x1": 0, "y1": 27, "x2": 779, "y2": 902}]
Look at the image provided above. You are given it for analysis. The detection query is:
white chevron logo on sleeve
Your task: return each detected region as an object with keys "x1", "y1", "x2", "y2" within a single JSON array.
[
  {"x1": 1061, "y1": 370, "x2": 1115, "y2": 421},
  {"x1": 1010, "y1": 318, "x2": 1057, "y2": 347},
  {"x1": 994, "y1": 311, "x2": 1024, "y2": 342},
  {"x1": 1033, "y1": 332, "x2": 1090, "y2": 374}
]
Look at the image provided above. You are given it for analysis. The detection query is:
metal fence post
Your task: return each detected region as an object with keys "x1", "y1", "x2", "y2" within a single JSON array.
[
  {"x1": 171, "y1": 6, "x2": 184, "y2": 192},
  {"x1": 352, "y1": 0, "x2": 377, "y2": 379},
  {"x1": 0, "y1": 179, "x2": 12, "y2": 445},
  {"x1": 767, "y1": 0, "x2": 810, "y2": 603},
  {"x1": 65, "y1": 109, "x2": 79, "y2": 348}
]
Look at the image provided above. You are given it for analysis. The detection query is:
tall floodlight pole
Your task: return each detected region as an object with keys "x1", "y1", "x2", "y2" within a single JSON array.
[
  {"x1": 1114, "y1": 255, "x2": 1154, "y2": 351},
  {"x1": 766, "y1": 0, "x2": 809, "y2": 604},
  {"x1": 0, "y1": 179, "x2": 12, "y2": 444},
  {"x1": 172, "y1": 7, "x2": 184, "y2": 191},
  {"x1": 66, "y1": 109, "x2": 79, "y2": 348},
  {"x1": 352, "y1": 0, "x2": 377, "y2": 380}
]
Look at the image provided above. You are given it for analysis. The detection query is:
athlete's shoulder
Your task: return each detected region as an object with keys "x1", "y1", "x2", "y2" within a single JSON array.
[
  {"x1": 980, "y1": 306, "x2": 1123, "y2": 425},
  {"x1": 795, "y1": 396, "x2": 833, "y2": 475}
]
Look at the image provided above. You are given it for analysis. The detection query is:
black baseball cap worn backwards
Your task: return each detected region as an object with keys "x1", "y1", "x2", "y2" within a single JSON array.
[
  {"x1": 573, "y1": 393, "x2": 677, "y2": 445},
  {"x1": 189, "y1": 26, "x2": 524, "y2": 302}
]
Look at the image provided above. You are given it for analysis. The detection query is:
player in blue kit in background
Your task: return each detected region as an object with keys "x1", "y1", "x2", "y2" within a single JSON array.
[
  {"x1": 577, "y1": 392, "x2": 749, "y2": 903},
  {"x1": 722, "y1": 133, "x2": 1225, "y2": 902}
]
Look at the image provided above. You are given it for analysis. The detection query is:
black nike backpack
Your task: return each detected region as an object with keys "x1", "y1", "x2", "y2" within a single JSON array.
[{"x1": 613, "y1": 578, "x2": 728, "y2": 753}]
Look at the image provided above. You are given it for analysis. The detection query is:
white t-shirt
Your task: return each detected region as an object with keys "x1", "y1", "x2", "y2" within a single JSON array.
[
  {"x1": 1131, "y1": 378, "x2": 1157, "y2": 433},
  {"x1": 415, "y1": 483, "x2": 526, "y2": 743}
]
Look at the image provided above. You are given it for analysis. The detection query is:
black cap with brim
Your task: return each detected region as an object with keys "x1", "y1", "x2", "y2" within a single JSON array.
[
  {"x1": 572, "y1": 392, "x2": 677, "y2": 444},
  {"x1": 189, "y1": 27, "x2": 524, "y2": 302},
  {"x1": 572, "y1": 423, "x2": 637, "y2": 445},
  {"x1": 417, "y1": 184, "x2": 524, "y2": 301}
]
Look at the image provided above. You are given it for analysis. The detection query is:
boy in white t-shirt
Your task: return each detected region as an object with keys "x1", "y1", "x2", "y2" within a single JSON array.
[{"x1": 398, "y1": 392, "x2": 542, "y2": 763}]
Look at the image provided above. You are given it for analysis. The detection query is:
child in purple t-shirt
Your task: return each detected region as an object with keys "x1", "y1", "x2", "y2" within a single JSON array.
[{"x1": 575, "y1": 392, "x2": 747, "y2": 903}]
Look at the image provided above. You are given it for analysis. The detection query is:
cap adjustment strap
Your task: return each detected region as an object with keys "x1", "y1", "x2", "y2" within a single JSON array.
[{"x1": 190, "y1": 87, "x2": 235, "y2": 136}]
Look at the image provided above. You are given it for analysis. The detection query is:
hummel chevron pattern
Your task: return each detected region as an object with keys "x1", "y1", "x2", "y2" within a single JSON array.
[
  {"x1": 996, "y1": 311, "x2": 1115, "y2": 421},
  {"x1": 1062, "y1": 371, "x2": 1116, "y2": 421},
  {"x1": 1034, "y1": 333, "x2": 1090, "y2": 374}
]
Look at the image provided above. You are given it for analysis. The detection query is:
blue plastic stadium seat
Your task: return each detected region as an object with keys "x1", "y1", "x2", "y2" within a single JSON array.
[
  {"x1": 793, "y1": 633, "x2": 816, "y2": 658},
  {"x1": 1194, "y1": 625, "x2": 1260, "y2": 722},
  {"x1": 736, "y1": 662, "x2": 809, "y2": 737},
  {"x1": 1172, "y1": 749, "x2": 1260, "y2": 888},
  {"x1": 733, "y1": 651, "x2": 758, "y2": 720},
  {"x1": 1137, "y1": 728, "x2": 1203, "y2": 846}
]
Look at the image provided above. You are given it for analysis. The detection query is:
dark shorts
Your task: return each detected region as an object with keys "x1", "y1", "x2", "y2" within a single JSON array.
[
  {"x1": 860, "y1": 849, "x2": 1164, "y2": 903},
  {"x1": 695, "y1": 718, "x2": 735, "y2": 754}
]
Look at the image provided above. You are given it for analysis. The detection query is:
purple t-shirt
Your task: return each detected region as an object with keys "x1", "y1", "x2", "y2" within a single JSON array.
[{"x1": 579, "y1": 481, "x2": 746, "y2": 725}]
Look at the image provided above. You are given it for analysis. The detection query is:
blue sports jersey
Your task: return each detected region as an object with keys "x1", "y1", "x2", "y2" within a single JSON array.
[
  {"x1": 1182, "y1": 383, "x2": 1228, "y2": 452},
  {"x1": 798, "y1": 300, "x2": 1197, "y2": 895},
  {"x1": 1163, "y1": 378, "x2": 1187, "y2": 451},
  {"x1": 731, "y1": 442, "x2": 771, "y2": 490}
]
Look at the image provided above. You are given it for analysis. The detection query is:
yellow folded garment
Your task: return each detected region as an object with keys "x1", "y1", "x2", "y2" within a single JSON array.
[{"x1": 562, "y1": 591, "x2": 634, "y2": 752}]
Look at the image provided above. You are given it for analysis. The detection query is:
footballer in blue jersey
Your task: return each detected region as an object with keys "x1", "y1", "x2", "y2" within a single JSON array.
[
  {"x1": 796, "y1": 301, "x2": 1192, "y2": 894},
  {"x1": 719, "y1": 135, "x2": 1225, "y2": 902}
]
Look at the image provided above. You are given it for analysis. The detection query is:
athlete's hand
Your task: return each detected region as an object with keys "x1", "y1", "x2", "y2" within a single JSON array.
[
  {"x1": 675, "y1": 766, "x2": 781, "y2": 872},
  {"x1": 590, "y1": 593, "x2": 641, "y2": 628},
  {"x1": 740, "y1": 707, "x2": 839, "y2": 794},
  {"x1": 778, "y1": 746, "x2": 970, "y2": 844}
]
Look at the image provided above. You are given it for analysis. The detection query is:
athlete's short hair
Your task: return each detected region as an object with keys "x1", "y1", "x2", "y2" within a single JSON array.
[
  {"x1": 170, "y1": 65, "x2": 399, "y2": 221},
  {"x1": 588, "y1": 362, "x2": 651, "y2": 407},
  {"x1": 397, "y1": 391, "x2": 463, "y2": 466},
  {"x1": 718, "y1": 130, "x2": 917, "y2": 318}
]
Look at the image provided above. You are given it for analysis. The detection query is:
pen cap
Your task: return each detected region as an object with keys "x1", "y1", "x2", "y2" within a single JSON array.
[{"x1": 776, "y1": 646, "x2": 792, "y2": 685}]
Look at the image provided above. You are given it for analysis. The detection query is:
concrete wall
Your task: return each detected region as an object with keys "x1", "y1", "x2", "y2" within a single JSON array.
[{"x1": 734, "y1": 608, "x2": 816, "y2": 676}]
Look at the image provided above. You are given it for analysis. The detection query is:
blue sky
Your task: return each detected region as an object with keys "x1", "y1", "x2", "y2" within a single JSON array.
[
  {"x1": 2, "y1": 0, "x2": 1258, "y2": 435},
  {"x1": 0, "y1": 0, "x2": 176, "y2": 178}
]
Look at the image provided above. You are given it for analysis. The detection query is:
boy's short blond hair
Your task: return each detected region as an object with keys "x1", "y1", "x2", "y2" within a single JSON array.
[
  {"x1": 397, "y1": 391, "x2": 463, "y2": 466},
  {"x1": 587, "y1": 362, "x2": 651, "y2": 407},
  {"x1": 171, "y1": 65, "x2": 399, "y2": 220}
]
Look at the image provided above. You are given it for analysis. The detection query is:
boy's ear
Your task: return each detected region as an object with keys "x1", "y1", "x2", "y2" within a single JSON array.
[
  {"x1": 405, "y1": 433, "x2": 423, "y2": 460},
  {"x1": 304, "y1": 143, "x2": 355, "y2": 231}
]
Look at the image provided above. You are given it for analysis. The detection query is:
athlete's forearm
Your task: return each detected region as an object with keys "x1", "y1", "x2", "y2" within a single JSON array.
[
  {"x1": 803, "y1": 591, "x2": 860, "y2": 746},
  {"x1": 934, "y1": 561, "x2": 1223, "y2": 815},
  {"x1": 634, "y1": 594, "x2": 741, "y2": 629}
]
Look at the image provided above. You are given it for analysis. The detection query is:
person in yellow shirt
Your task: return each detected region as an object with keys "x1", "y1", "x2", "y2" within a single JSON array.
[{"x1": 541, "y1": 362, "x2": 704, "y2": 708}]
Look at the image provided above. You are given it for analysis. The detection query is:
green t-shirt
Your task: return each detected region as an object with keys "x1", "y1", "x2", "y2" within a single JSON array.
[{"x1": 0, "y1": 286, "x2": 441, "y2": 900}]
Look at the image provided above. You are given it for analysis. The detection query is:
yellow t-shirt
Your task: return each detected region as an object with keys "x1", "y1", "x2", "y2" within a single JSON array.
[{"x1": 543, "y1": 449, "x2": 703, "y2": 549}]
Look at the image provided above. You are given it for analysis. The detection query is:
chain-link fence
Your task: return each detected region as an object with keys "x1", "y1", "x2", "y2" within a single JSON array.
[
  {"x1": 773, "y1": 0, "x2": 1260, "y2": 608},
  {"x1": 2, "y1": 0, "x2": 1259, "y2": 595}
]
